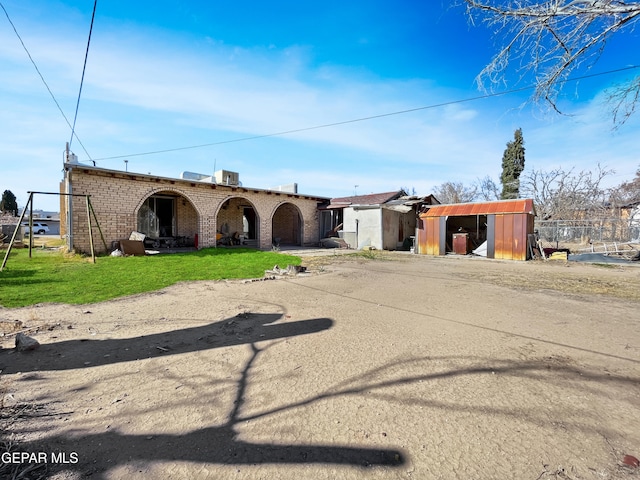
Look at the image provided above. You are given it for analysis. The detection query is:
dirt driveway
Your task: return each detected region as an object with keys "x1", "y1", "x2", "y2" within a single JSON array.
[{"x1": 1, "y1": 252, "x2": 639, "y2": 479}]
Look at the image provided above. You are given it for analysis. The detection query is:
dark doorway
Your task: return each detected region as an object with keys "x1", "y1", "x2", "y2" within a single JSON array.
[
  {"x1": 138, "y1": 195, "x2": 175, "y2": 238},
  {"x1": 243, "y1": 208, "x2": 257, "y2": 240}
]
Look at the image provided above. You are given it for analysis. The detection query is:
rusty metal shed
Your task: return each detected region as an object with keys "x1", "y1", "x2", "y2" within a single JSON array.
[{"x1": 417, "y1": 199, "x2": 536, "y2": 261}]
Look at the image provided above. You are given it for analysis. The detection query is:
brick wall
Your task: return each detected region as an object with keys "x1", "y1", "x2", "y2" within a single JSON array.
[{"x1": 62, "y1": 165, "x2": 326, "y2": 253}]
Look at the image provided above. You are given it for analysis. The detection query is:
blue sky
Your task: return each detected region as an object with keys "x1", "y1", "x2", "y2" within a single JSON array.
[{"x1": 1, "y1": 0, "x2": 639, "y2": 211}]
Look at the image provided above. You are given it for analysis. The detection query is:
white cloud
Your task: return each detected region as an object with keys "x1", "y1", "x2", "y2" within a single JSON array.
[{"x1": 2, "y1": 10, "x2": 639, "y2": 212}]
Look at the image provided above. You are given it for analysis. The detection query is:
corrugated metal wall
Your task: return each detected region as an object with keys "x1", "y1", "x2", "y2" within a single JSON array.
[
  {"x1": 418, "y1": 211, "x2": 534, "y2": 261},
  {"x1": 494, "y1": 213, "x2": 535, "y2": 261},
  {"x1": 418, "y1": 216, "x2": 445, "y2": 255}
]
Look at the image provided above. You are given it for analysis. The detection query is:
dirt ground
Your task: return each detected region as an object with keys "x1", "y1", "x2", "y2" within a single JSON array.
[{"x1": 1, "y1": 251, "x2": 639, "y2": 480}]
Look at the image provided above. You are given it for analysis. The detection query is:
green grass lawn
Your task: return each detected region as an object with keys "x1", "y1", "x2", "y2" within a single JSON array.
[{"x1": 0, "y1": 248, "x2": 301, "y2": 308}]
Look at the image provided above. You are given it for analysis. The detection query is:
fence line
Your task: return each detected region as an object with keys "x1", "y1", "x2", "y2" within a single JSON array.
[{"x1": 535, "y1": 218, "x2": 640, "y2": 244}]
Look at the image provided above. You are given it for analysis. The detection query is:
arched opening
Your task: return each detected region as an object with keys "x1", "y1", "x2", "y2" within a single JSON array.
[
  {"x1": 136, "y1": 191, "x2": 198, "y2": 248},
  {"x1": 216, "y1": 197, "x2": 259, "y2": 247},
  {"x1": 272, "y1": 202, "x2": 302, "y2": 247}
]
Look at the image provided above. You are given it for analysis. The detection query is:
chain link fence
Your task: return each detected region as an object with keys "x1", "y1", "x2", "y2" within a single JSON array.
[{"x1": 535, "y1": 218, "x2": 640, "y2": 245}]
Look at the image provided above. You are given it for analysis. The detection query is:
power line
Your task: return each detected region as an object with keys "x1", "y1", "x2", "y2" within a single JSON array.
[
  {"x1": 88, "y1": 64, "x2": 639, "y2": 163},
  {"x1": 0, "y1": 1, "x2": 92, "y2": 160},
  {"x1": 69, "y1": 0, "x2": 98, "y2": 150}
]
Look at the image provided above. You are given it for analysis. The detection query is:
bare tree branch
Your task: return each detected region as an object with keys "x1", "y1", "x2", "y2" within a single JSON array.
[
  {"x1": 433, "y1": 181, "x2": 478, "y2": 204},
  {"x1": 521, "y1": 163, "x2": 614, "y2": 219},
  {"x1": 608, "y1": 167, "x2": 640, "y2": 205},
  {"x1": 475, "y1": 175, "x2": 502, "y2": 200},
  {"x1": 607, "y1": 75, "x2": 640, "y2": 127},
  {"x1": 464, "y1": 0, "x2": 640, "y2": 124}
]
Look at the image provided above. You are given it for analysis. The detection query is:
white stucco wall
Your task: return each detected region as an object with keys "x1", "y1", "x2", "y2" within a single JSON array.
[{"x1": 343, "y1": 206, "x2": 382, "y2": 249}]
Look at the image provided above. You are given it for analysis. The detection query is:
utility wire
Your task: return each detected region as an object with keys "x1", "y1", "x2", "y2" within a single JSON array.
[
  {"x1": 94, "y1": 87, "x2": 541, "y2": 161},
  {"x1": 91, "y1": 64, "x2": 640, "y2": 163},
  {"x1": 0, "y1": 1, "x2": 92, "y2": 160},
  {"x1": 69, "y1": 0, "x2": 97, "y2": 151}
]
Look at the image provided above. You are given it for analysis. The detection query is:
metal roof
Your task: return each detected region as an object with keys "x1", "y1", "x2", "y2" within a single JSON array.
[
  {"x1": 421, "y1": 199, "x2": 536, "y2": 217},
  {"x1": 382, "y1": 195, "x2": 439, "y2": 213}
]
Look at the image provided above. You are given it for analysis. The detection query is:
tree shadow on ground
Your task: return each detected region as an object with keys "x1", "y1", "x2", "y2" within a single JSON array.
[
  {"x1": 9, "y1": 315, "x2": 638, "y2": 478},
  {"x1": 17, "y1": 424, "x2": 404, "y2": 478},
  {"x1": 12, "y1": 348, "x2": 639, "y2": 478},
  {"x1": 235, "y1": 353, "x2": 640, "y2": 436},
  {"x1": 3, "y1": 314, "x2": 406, "y2": 478},
  {"x1": 1, "y1": 312, "x2": 331, "y2": 373}
]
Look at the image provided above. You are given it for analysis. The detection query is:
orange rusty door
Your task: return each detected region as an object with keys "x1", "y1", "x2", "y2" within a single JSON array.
[
  {"x1": 418, "y1": 215, "x2": 445, "y2": 255},
  {"x1": 512, "y1": 213, "x2": 526, "y2": 260}
]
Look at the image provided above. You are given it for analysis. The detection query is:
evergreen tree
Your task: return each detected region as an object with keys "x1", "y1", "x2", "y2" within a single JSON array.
[
  {"x1": 500, "y1": 128, "x2": 525, "y2": 200},
  {"x1": 0, "y1": 190, "x2": 18, "y2": 216}
]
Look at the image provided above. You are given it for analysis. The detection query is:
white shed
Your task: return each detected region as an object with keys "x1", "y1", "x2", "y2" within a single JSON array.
[{"x1": 319, "y1": 191, "x2": 439, "y2": 250}]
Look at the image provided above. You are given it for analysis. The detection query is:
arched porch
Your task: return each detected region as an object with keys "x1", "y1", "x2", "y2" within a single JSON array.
[
  {"x1": 135, "y1": 189, "x2": 199, "y2": 248},
  {"x1": 216, "y1": 197, "x2": 259, "y2": 247},
  {"x1": 272, "y1": 202, "x2": 302, "y2": 247}
]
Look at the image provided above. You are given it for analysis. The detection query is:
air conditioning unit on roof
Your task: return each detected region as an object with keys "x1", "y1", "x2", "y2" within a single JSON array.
[{"x1": 214, "y1": 170, "x2": 240, "y2": 186}]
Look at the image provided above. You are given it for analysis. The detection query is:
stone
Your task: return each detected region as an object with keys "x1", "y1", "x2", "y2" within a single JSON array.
[{"x1": 15, "y1": 332, "x2": 40, "y2": 352}]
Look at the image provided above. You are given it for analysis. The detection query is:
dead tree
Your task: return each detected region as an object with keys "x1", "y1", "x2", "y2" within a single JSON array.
[
  {"x1": 433, "y1": 181, "x2": 478, "y2": 204},
  {"x1": 520, "y1": 164, "x2": 613, "y2": 220}
]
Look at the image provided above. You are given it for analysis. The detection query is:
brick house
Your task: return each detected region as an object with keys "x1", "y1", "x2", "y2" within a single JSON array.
[{"x1": 60, "y1": 161, "x2": 329, "y2": 253}]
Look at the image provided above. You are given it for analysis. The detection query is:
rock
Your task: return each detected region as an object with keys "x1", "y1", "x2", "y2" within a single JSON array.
[
  {"x1": 2, "y1": 393, "x2": 17, "y2": 407},
  {"x1": 265, "y1": 264, "x2": 307, "y2": 276},
  {"x1": 15, "y1": 332, "x2": 40, "y2": 352},
  {"x1": 286, "y1": 265, "x2": 306, "y2": 274}
]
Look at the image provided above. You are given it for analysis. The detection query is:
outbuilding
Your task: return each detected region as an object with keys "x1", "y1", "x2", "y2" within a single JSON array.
[
  {"x1": 320, "y1": 191, "x2": 439, "y2": 250},
  {"x1": 417, "y1": 199, "x2": 536, "y2": 261}
]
